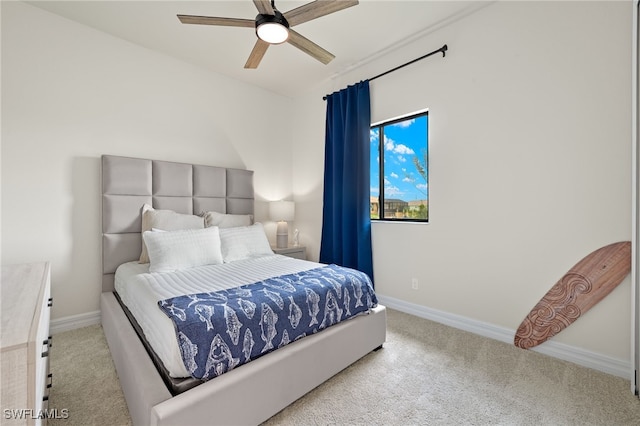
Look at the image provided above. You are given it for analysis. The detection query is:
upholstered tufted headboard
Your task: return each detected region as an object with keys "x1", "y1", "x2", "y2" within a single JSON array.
[{"x1": 101, "y1": 155, "x2": 254, "y2": 292}]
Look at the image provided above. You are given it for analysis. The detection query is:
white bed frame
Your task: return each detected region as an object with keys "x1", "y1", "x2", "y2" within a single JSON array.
[{"x1": 100, "y1": 155, "x2": 387, "y2": 425}]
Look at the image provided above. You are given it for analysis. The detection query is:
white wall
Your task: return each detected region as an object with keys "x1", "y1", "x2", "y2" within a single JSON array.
[
  {"x1": 292, "y1": 1, "x2": 633, "y2": 362},
  {"x1": 1, "y1": 2, "x2": 294, "y2": 320}
]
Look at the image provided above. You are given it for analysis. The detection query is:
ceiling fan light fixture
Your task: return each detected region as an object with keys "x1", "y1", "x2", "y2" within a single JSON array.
[{"x1": 256, "y1": 11, "x2": 289, "y2": 44}]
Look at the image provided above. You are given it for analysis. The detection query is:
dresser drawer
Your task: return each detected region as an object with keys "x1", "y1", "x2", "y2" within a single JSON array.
[{"x1": 34, "y1": 279, "x2": 52, "y2": 421}]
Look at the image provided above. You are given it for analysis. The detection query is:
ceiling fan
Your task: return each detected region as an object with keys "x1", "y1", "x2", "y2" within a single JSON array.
[{"x1": 178, "y1": 0, "x2": 358, "y2": 69}]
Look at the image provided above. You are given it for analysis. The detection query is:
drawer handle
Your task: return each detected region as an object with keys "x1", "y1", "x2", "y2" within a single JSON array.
[
  {"x1": 47, "y1": 373, "x2": 53, "y2": 389},
  {"x1": 41, "y1": 350, "x2": 49, "y2": 358},
  {"x1": 43, "y1": 336, "x2": 53, "y2": 347},
  {"x1": 47, "y1": 297, "x2": 53, "y2": 307}
]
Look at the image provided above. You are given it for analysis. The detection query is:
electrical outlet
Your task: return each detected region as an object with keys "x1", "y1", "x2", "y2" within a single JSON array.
[{"x1": 411, "y1": 278, "x2": 419, "y2": 290}]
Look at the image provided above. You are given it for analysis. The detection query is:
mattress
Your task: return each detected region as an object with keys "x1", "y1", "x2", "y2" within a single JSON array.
[{"x1": 115, "y1": 254, "x2": 322, "y2": 378}]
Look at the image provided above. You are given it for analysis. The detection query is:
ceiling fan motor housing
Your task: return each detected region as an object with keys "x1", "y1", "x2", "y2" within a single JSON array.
[{"x1": 255, "y1": 10, "x2": 290, "y2": 44}]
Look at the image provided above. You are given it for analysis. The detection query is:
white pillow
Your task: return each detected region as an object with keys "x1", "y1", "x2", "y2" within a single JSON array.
[
  {"x1": 143, "y1": 227, "x2": 223, "y2": 273},
  {"x1": 219, "y1": 223, "x2": 273, "y2": 263},
  {"x1": 204, "y1": 211, "x2": 253, "y2": 228},
  {"x1": 139, "y1": 204, "x2": 204, "y2": 263}
]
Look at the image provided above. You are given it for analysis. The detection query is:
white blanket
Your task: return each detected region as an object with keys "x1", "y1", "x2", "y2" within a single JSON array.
[{"x1": 115, "y1": 255, "x2": 320, "y2": 378}]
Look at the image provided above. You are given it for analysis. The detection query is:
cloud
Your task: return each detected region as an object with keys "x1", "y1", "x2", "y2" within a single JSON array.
[
  {"x1": 383, "y1": 136, "x2": 414, "y2": 155},
  {"x1": 384, "y1": 184, "x2": 403, "y2": 197},
  {"x1": 382, "y1": 177, "x2": 403, "y2": 196},
  {"x1": 394, "y1": 144, "x2": 415, "y2": 155},
  {"x1": 390, "y1": 172, "x2": 399, "y2": 179},
  {"x1": 390, "y1": 119, "x2": 415, "y2": 128},
  {"x1": 384, "y1": 136, "x2": 395, "y2": 151}
]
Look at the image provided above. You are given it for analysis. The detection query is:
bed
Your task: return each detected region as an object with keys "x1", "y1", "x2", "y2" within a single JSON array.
[{"x1": 100, "y1": 155, "x2": 387, "y2": 426}]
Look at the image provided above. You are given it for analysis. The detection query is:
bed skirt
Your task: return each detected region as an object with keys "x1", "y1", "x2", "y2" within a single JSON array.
[{"x1": 101, "y1": 291, "x2": 387, "y2": 425}]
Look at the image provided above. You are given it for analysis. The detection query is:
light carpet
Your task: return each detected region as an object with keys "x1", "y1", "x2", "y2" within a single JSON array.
[{"x1": 48, "y1": 308, "x2": 640, "y2": 425}]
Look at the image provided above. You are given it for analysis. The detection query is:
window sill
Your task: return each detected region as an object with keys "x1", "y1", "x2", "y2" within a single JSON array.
[{"x1": 371, "y1": 220, "x2": 429, "y2": 225}]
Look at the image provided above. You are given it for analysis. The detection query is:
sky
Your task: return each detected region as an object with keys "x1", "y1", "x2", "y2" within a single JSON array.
[{"x1": 370, "y1": 113, "x2": 428, "y2": 202}]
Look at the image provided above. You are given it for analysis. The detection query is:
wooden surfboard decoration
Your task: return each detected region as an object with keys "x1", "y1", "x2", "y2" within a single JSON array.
[{"x1": 514, "y1": 241, "x2": 631, "y2": 349}]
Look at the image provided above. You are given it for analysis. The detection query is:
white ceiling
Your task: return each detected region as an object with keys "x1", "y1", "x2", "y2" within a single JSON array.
[{"x1": 27, "y1": 0, "x2": 488, "y2": 98}]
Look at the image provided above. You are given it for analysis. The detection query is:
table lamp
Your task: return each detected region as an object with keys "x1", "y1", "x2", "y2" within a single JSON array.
[{"x1": 269, "y1": 201, "x2": 295, "y2": 248}]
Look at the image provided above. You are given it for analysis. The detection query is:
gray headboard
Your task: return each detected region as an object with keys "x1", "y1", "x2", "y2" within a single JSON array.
[{"x1": 101, "y1": 155, "x2": 254, "y2": 292}]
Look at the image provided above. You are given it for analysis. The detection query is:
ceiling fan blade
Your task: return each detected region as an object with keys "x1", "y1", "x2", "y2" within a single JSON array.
[
  {"x1": 245, "y1": 39, "x2": 270, "y2": 69},
  {"x1": 177, "y1": 15, "x2": 255, "y2": 28},
  {"x1": 287, "y1": 29, "x2": 335, "y2": 65},
  {"x1": 253, "y1": 0, "x2": 275, "y2": 15},
  {"x1": 284, "y1": 0, "x2": 358, "y2": 27}
]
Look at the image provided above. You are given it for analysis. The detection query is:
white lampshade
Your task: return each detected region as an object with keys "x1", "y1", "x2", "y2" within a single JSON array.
[
  {"x1": 270, "y1": 201, "x2": 295, "y2": 249},
  {"x1": 269, "y1": 201, "x2": 295, "y2": 222}
]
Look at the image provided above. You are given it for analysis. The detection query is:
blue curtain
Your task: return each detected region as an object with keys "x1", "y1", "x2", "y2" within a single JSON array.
[{"x1": 319, "y1": 80, "x2": 374, "y2": 284}]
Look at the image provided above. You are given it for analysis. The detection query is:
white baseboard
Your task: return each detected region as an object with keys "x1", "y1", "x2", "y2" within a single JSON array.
[
  {"x1": 377, "y1": 294, "x2": 632, "y2": 379},
  {"x1": 50, "y1": 310, "x2": 101, "y2": 334}
]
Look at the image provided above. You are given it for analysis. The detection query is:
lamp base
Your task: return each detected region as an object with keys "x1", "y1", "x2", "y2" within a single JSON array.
[{"x1": 276, "y1": 221, "x2": 288, "y2": 249}]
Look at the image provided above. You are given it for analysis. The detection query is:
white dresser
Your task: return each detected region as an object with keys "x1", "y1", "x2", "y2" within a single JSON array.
[{"x1": 1, "y1": 262, "x2": 52, "y2": 426}]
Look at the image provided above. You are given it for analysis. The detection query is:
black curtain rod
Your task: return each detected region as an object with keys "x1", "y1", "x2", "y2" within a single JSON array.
[{"x1": 323, "y1": 44, "x2": 448, "y2": 101}]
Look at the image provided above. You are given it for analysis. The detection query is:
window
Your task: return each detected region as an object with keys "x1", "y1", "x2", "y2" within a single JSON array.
[{"x1": 370, "y1": 110, "x2": 428, "y2": 222}]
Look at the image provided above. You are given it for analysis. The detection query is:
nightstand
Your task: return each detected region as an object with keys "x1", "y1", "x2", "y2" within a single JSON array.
[{"x1": 272, "y1": 246, "x2": 306, "y2": 260}]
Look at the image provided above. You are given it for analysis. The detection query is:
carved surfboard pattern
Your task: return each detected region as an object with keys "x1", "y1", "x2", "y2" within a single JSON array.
[{"x1": 514, "y1": 241, "x2": 631, "y2": 349}]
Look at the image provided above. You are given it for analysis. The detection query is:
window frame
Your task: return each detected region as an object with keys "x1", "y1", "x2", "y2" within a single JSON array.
[{"x1": 370, "y1": 109, "x2": 429, "y2": 223}]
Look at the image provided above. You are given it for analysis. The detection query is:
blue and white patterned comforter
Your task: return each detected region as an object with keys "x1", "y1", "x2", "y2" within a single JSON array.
[{"x1": 158, "y1": 264, "x2": 378, "y2": 381}]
